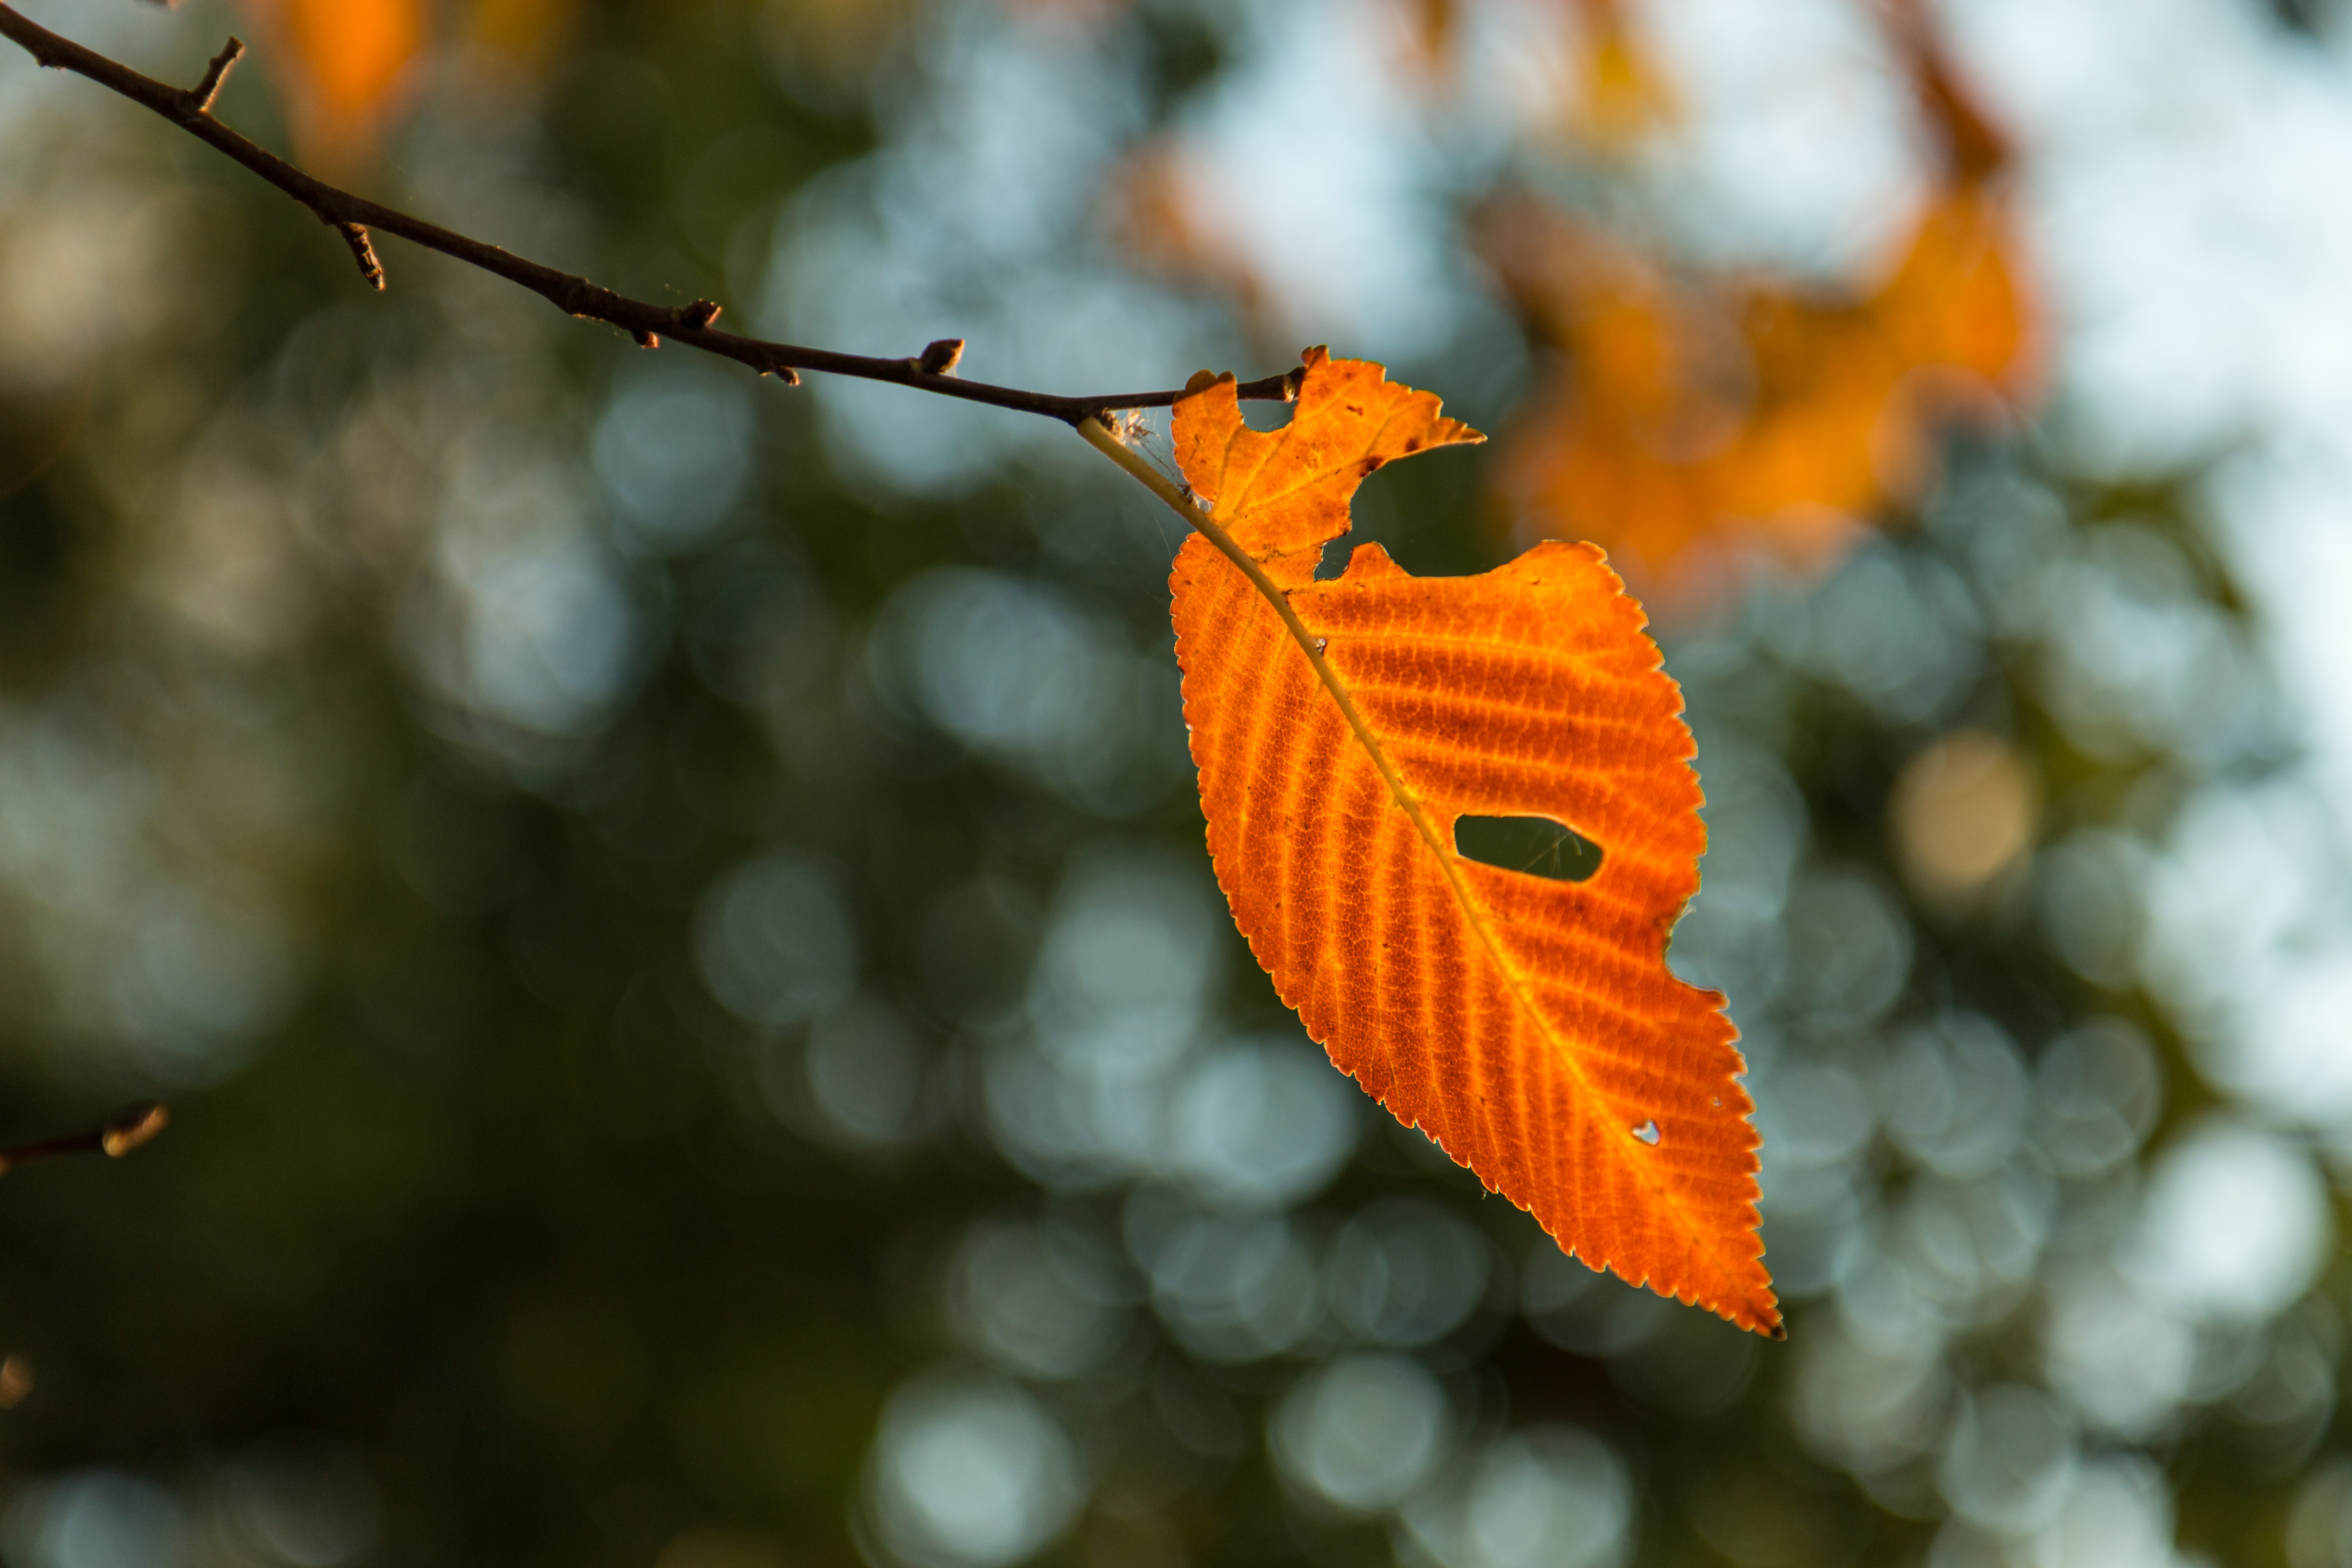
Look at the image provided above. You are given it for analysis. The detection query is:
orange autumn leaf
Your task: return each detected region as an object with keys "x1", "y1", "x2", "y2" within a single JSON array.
[
  {"x1": 1489, "y1": 2, "x2": 2037, "y2": 616},
  {"x1": 1491, "y1": 202, "x2": 2032, "y2": 596},
  {"x1": 1488, "y1": 185, "x2": 2035, "y2": 615},
  {"x1": 1167, "y1": 349, "x2": 1776, "y2": 1335},
  {"x1": 242, "y1": 0, "x2": 426, "y2": 161}
]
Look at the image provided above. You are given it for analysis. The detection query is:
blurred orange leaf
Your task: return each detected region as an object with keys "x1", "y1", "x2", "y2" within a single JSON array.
[
  {"x1": 1169, "y1": 349, "x2": 1776, "y2": 1333},
  {"x1": 1489, "y1": 5, "x2": 2038, "y2": 616},
  {"x1": 242, "y1": 0, "x2": 426, "y2": 161}
]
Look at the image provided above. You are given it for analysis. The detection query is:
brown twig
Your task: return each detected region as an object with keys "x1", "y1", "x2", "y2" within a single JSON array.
[
  {"x1": 336, "y1": 221, "x2": 384, "y2": 291},
  {"x1": 0, "y1": 4, "x2": 1300, "y2": 426},
  {"x1": 190, "y1": 34, "x2": 240, "y2": 113},
  {"x1": 0, "y1": 1103, "x2": 168, "y2": 1177}
]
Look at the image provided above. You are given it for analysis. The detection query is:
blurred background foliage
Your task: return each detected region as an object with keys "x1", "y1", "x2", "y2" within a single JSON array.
[{"x1": 1, "y1": 0, "x2": 2351, "y2": 1566}]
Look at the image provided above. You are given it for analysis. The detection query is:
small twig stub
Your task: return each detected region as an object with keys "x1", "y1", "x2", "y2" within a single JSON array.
[
  {"x1": 335, "y1": 221, "x2": 384, "y2": 290},
  {"x1": 0, "y1": 1102, "x2": 169, "y2": 1176},
  {"x1": 190, "y1": 35, "x2": 242, "y2": 113}
]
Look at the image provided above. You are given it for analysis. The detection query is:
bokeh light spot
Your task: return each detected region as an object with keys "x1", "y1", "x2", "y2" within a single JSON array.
[
  {"x1": 1272, "y1": 1353, "x2": 1453, "y2": 1516},
  {"x1": 866, "y1": 1371, "x2": 1083, "y2": 1568}
]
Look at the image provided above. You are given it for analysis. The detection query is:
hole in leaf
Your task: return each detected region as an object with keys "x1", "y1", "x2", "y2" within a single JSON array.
[
  {"x1": 1631, "y1": 1120, "x2": 1661, "y2": 1146},
  {"x1": 1454, "y1": 816, "x2": 1604, "y2": 882},
  {"x1": 1239, "y1": 399, "x2": 1296, "y2": 432},
  {"x1": 1314, "y1": 539, "x2": 1354, "y2": 580}
]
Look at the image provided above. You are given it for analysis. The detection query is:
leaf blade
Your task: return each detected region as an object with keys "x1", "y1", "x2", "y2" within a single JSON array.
[{"x1": 1170, "y1": 350, "x2": 1776, "y2": 1334}]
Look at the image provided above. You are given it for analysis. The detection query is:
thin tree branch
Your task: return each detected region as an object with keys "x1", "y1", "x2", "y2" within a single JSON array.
[
  {"x1": 0, "y1": 1103, "x2": 168, "y2": 1177},
  {"x1": 0, "y1": 3, "x2": 1302, "y2": 425}
]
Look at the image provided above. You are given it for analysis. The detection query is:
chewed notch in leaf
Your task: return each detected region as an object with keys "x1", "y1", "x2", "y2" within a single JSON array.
[{"x1": 1169, "y1": 347, "x2": 1776, "y2": 1335}]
